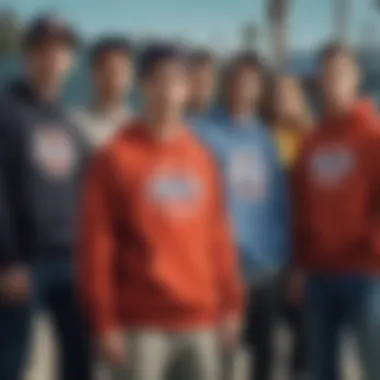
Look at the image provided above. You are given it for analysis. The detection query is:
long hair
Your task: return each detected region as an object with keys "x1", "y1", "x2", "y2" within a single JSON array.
[
  {"x1": 218, "y1": 51, "x2": 264, "y2": 109},
  {"x1": 261, "y1": 74, "x2": 311, "y2": 131}
]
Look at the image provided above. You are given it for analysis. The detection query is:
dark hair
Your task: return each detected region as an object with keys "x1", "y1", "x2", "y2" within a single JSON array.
[
  {"x1": 219, "y1": 50, "x2": 263, "y2": 105},
  {"x1": 23, "y1": 15, "x2": 78, "y2": 51},
  {"x1": 188, "y1": 49, "x2": 215, "y2": 67},
  {"x1": 318, "y1": 42, "x2": 355, "y2": 65},
  {"x1": 138, "y1": 43, "x2": 187, "y2": 80},
  {"x1": 90, "y1": 36, "x2": 132, "y2": 66},
  {"x1": 260, "y1": 74, "x2": 310, "y2": 130},
  {"x1": 224, "y1": 51, "x2": 263, "y2": 79}
]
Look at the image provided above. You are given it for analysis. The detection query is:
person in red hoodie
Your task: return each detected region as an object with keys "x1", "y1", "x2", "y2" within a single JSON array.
[
  {"x1": 78, "y1": 44, "x2": 243, "y2": 380},
  {"x1": 291, "y1": 43, "x2": 380, "y2": 380}
]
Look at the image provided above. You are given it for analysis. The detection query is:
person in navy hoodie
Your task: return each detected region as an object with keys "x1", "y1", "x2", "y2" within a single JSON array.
[
  {"x1": 193, "y1": 52, "x2": 289, "y2": 380},
  {"x1": 0, "y1": 15, "x2": 91, "y2": 380}
]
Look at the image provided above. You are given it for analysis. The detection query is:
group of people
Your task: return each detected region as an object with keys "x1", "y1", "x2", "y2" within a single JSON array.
[{"x1": 0, "y1": 13, "x2": 380, "y2": 380}]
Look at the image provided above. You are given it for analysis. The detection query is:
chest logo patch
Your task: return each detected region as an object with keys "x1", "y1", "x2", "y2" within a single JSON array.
[
  {"x1": 146, "y1": 166, "x2": 203, "y2": 219},
  {"x1": 309, "y1": 146, "x2": 355, "y2": 185},
  {"x1": 32, "y1": 127, "x2": 77, "y2": 179},
  {"x1": 228, "y1": 148, "x2": 268, "y2": 200}
]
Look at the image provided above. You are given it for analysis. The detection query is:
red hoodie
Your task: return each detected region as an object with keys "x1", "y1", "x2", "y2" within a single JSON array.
[
  {"x1": 292, "y1": 100, "x2": 380, "y2": 274},
  {"x1": 78, "y1": 121, "x2": 243, "y2": 335}
]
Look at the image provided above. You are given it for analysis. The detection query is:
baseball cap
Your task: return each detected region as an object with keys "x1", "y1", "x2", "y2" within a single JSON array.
[{"x1": 22, "y1": 15, "x2": 79, "y2": 50}]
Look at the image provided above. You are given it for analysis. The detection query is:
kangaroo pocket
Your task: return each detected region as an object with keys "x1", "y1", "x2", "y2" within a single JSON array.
[
  {"x1": 147, "y1": 248, "x2": 215, "y2": 311},
  {"x1": 308, "y1": 215, "x2": 370, "y2": 269}
]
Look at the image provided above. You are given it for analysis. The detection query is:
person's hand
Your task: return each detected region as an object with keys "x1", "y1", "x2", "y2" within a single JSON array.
[
  {"x1": 286, "y1": 269, "x2": 306, "y2": 306},
  {"x1": 219, "y1": 315, "x2": 241, "y2": 351},
  {"x1": 97, "y1": 330, "x2": 126, "y2": 366},
  {"x1": 0, "y1": 266, "x2": 30, "y2": 302}
]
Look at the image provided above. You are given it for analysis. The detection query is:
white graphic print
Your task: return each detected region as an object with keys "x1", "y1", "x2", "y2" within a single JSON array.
[
  {"x1": 32, "y1": 127, "x2": 77, "y2": 178},
  {"x1": 228, "y1": 148, "x2": 268, "y2": 200},
  {"x1": 147, "y1": 166, "x2": 202, "y2": 219},
  {"x1": 310, "y1": 146, "x2": 354, "y2": 185}
]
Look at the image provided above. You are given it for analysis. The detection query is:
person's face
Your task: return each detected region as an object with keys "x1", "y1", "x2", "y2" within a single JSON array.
[
  {"x1": 142, "y1": 59, "x2": 189, "y2": 117},
  {"x1": 92, "y1": 51, "x2": 132, "y2": 100},
  {"x1": 189, "y1": 62, "x2": 215, "y2": 107},
  {"x1": 26, "y1": 40, "x2": 73, "y2": 89},
  {"x1": 227, "y1": 64, "x2": 261, "y2": 109},
  {"x1": 319, "y1": 54, "x2": 359, "y2": 106},
  {"x1": 273, "y1": 77, "x2": 303, "y2": 121}
]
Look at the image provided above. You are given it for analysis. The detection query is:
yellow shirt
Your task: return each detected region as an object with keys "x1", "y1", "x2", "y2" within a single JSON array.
[{"x1": 273, "y1": 126, "x2": 303, "y2": 169}]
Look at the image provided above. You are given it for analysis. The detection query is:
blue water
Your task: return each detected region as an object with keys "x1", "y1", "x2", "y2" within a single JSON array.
[
  {"x1": 1, "y1": 52, "x2": 380, "y2": 106},
  {"x1": 0, "y1": 56, "x2": 91, "y2": 106}
]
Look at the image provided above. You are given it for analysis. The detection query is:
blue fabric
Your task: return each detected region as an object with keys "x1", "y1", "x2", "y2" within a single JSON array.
[
  {"x1": 244, "y1": 274, "x2": 280, "y2": 380},
  {"x1": 192, "y1": 108, "x2": 289, "y2": 279},
  {"x1": 306, "y1": 274, "x2": 380, "y2": 380},
  {"x1": 0, "y1": 258, "x2": 91, "y2": 380}
]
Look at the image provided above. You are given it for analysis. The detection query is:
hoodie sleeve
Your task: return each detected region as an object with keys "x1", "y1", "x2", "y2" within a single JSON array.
[
  {"x1": 290, "y1": 138, "x2": 311, "y2": 269},
  {"x1": 77, "y1": 148, "x2": 120, "y2": 336},
  {"x1": 366, "y1": 130, "x2": 380, "y2": 257},
  {"x1": 0, "y1": 103, "x2": 24, "y2": 267},
  {"x1": 208, "y1": 156, "x2": 244, "y2": 319}
]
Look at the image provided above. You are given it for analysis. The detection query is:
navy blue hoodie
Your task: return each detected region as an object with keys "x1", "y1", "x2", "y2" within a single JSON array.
[{"x1": 0, "y1": 81, "x2": 89, "y2": 266}]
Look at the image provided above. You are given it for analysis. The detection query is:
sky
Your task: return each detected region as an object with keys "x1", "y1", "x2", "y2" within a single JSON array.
[{"x1": 4, "y1": 0, "x2": 380, "y2": 51}]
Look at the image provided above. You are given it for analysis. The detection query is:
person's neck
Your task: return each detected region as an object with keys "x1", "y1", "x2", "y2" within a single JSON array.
[
  {"x1": 227, "y1": 104, "x2": 254, "y2": 125},
  {"x1": 188, "y1": 99, "x2": 209, "y2": 115},
  {"x1": 27, "y1": 77, "x2": 59, "y2": 104},
  {"x1": 273, "y1": 114, "x2": 301, "y2": 130},
  {"x1": 145, "y1": 113, "x2": 182, "y2": 142},
  {"x1": 93, "y1": 94, "x2": 125, "y2": 115},
  {"x1": 324, "y1": 96, "x2": 356, "y2": 118}
]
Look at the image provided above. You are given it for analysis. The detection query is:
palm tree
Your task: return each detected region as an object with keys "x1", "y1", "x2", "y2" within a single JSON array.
[
  {"x1": 267, "y1": 0, "x2": 291, "y2": 71},
  {"x1": 0, "y1": 9, "x2": 22, "y2": 57},
  {"x1": 333, "y1": 0, "x2": 351, "y2": 43},
  {"x1": 241, "y1": 22, "x2": 260, "y2": 51}
]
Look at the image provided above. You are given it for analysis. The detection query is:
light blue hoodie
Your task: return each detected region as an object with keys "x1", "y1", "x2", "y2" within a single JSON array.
[{"x1": 192, "y1": 109, "x2": 289, "y2": 280}]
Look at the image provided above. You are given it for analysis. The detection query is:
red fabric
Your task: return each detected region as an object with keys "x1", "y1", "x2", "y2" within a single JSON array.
[
  {"x1": 292, "y1": 100, "x2": 380, "y2": 274},
  {"x1": 77, "y1": 120, "x2": 243, "y2": 335}
]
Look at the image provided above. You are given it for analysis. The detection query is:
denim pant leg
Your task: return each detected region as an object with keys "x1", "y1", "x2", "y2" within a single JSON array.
[
  {"x1": 40, "y1": 259, "x2": 92, "y2": 380},
  {"x1": 244, "y1": 276, "x2": 279, "y2": 380},
  {"x1": 0, "y1": 264, "x2": 44, "y2": 380},
  {"x1": 282, "y1": 297, "x2": 308, "y2": 374},
  {"x1": 0, "y1": 300, "x2": 34, "y2": 380},
  {"x1": 305, "y1": 276, "x2": 343, "y2": 380},
  {"x1": 350, "y1": 277, "x2": 380, "y2": 380}
]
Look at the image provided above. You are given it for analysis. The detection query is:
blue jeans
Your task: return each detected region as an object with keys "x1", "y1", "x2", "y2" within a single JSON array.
[
  {"x1": 243, "y1": 273, "x2": 280, "y2": 380},
  {"x1": 0, "y1": 258, "x2": 92, "y2": 380},
  {"x1": 306, "y1": 274, "x2": 380, "y2": 380}
]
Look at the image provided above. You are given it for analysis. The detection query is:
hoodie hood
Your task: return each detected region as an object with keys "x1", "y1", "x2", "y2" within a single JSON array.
[
  {"x1": 7, "y1": 79, "x2": 60, "y2": 111},
  {"x1": 349, "y1": 98, "x2": 378, "y2": 124},
  {"x1": 321, "y1": 98, "x2": 378, "y2": 129},
  {"x1": 8, "y1": 80, "x2": 37, "y2": 104}
]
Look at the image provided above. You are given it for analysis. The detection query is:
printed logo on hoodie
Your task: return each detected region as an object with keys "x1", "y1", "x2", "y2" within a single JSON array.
[
  {"x1": 310, "y1": 146, "x2": 355, "y2": 186},
  {"x1": 32, "y1": 127, "x2": 77, "y2": 179},
  {"x1": 146, "y1": 163, "x2": 202, "y2": 219},
  {"x1": 228, "y1": 147, "x2": 268, "y2": 200}
]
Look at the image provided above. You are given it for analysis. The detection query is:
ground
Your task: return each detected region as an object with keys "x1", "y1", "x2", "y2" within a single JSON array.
[{"x1": 25, "y1": 314, "x2": 362, "y2": 380}]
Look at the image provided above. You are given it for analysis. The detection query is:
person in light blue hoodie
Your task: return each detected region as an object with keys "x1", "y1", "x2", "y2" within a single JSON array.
[{"x1": 193, "y1": 52, "x2": 289, "y2": 380}]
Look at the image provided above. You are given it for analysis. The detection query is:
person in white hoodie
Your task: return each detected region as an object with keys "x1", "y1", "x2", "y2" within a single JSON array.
[{"x1": 72, "y1": 36, "x2": 133, "y2": 147}]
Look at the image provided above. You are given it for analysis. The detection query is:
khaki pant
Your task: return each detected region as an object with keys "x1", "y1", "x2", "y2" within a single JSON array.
[{"x1": 110, "y1": 330, "x2": 219, "y2": 380}]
